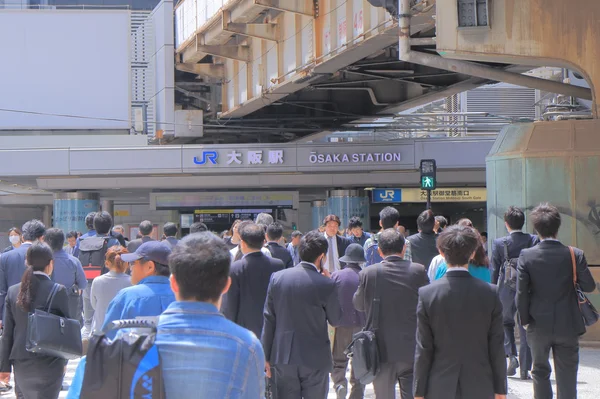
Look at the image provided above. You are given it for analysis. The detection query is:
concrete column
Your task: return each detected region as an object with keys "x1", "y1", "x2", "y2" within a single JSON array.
[
  {"x1": 53, "y1": 192, "x2": 100, "y2": 232},
  {"x1": 101, "y1": 199, "x2": 115, "y2": 219},
  {"x1": 42, "y1": 205, "x2": 52, "y2": 228}
]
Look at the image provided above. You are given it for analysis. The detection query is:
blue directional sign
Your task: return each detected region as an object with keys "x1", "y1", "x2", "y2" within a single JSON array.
[{"x1": 372, "y1": 189, "x2": 402, "y2": 203}]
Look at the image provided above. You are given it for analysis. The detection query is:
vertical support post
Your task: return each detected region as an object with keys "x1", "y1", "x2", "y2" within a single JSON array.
[{"x1": 426, "y1": 190, "x2": 432, "y2": 210}]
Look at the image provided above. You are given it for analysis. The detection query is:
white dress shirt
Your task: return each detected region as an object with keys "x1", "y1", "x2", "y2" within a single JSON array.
[{"x1": 323, "y1": 233, "x2": 341, "y2": 272}]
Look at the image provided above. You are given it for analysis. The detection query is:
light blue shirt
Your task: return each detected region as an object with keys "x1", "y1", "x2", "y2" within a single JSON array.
[
  {"x1": 101, "y1": 275, "x2": 175, "y2": 339},
  {"x1": 435, "y1": 261, "x2": 492, "y2": 283},
  {"x1": 68, "y1": 301, "x2": 265, "y2": 399}
]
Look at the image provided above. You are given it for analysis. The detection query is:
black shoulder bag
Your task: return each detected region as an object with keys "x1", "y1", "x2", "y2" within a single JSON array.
[
  {"x1": 345, "y1": 264, "x2": 382, "y2": 384},
  {"x1": 26, "y1": 283, "x2": 83, "y2": 359},
  {"x1": 569, "y1": 247, "x2": 599, "y2": 327}
]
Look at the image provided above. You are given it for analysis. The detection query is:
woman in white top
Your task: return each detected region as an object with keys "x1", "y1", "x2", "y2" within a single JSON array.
[{"x1": 90, "y1": 245, "x2": 132, "y2": 333}]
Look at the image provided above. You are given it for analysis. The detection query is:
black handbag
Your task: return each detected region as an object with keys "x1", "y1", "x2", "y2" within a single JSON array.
[
  {"x1": 26, "y1": 283, "x2": 83, "y2": 359},
  {"x1": 569, "y1": 247, "x2": 600, "y2": 327},
  {"x1": 345, "y1": 264, "x2": 382, "y2": 384}
]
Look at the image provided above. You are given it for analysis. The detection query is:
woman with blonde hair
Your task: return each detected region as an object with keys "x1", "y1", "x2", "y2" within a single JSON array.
[{"x1": 90, "y1": 245, "x2": 132, "y2": 333}]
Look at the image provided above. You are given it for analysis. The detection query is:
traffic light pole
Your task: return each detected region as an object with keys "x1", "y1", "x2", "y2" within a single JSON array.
[{"x1": 426, "y1": 190, "x2": 431, "y2": 210}]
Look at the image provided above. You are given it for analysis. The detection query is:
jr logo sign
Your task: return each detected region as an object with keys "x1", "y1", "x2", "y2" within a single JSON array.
[{"x1": 193, "y1": 151, "x2": 218, "y2": 165}]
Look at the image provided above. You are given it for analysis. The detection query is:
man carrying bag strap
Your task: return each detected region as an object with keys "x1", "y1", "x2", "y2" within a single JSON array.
[{"x1": 345, "y1": 264, "x2": 382, "y2": 384}]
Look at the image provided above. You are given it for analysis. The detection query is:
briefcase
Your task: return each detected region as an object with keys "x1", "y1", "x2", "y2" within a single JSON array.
[{"x1": 26, "y1": 283, "x2": 82, "y2": 360}]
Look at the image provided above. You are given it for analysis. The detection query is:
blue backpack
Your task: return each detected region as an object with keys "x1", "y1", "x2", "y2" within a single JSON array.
[
  {"x1": 365, "y1": 234, "x2": 384, "y2": 266},
  {"x1": 81, "y1": 319, "x2": 164, "y2": 399}
]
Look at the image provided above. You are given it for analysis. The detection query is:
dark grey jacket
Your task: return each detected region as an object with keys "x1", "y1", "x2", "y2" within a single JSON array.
[
  {"x1": 516, "y1": 241, "x2": 595, "y2": 336},
  {"x1": 414, "y1": 270, "x2": 507, "y2": 399},
  {"x1": 0, "y1": 243, "x2": 31, "y2": 321},
  {"x1": 491, "y1": 231, "x2": 538, "y2": 285},
  {"x1": 261, "y1": 262, "x2": 342, "y2": 371},
  {"x1": 406, "y1": 232, "x2": 438, "y2": 270}
]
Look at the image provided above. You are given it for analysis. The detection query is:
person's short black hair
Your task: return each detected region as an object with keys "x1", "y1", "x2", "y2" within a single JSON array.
[
  {"x1": 379, "y1": 207, "x2": 400, "y2": 229},
  {"x1": 531, "y1": 203, "x2": 561, "y2": 238},
  {"x1": 139, "y1": 220, "x2": 153, "y2": 236},
  {"x1": 504, "y1": 206, "x2": 525, "y2": 231},
  {"x1": 94, "y1": 211, "x2": 113, "y2": 235},
  {"x1": 266, "y1": 223, "x2": 284, "y2": 242},
  {"x1": 66, "y1": 231, "x2": 78, "y2": 240},
  {"x1": 417, "y1": 210, "x2": 436, "y2": 233},
  {"x1": 85, "y1": 212, "x2": 96, "y2": 230},
  {"x1": 164, "y1": 222, "x2": 178, "y2": 237},
  {"x1": 189, "y1": 222, "x2": 208, "y2": 234},
  {"x1": 437, "y1": 225, "x2": 480, "y2": 266},
  {"x1": 481, "y1": 232, "x2": 488, "y2": 239},
  {"x1": 43, "y1": 228, "x2": 65, "y2": 252},
  {"x1": 22, "y1": 219, "x2": 46, "y2": 242},
  {"x1": 291, "y1": 231, "x2": 303, "y2": 239},
  {"x1": 348, "y1": 216, "x2": 363, "y2": 230},
  {"x1": 299, "y1": 230, "x2": 328, "y2": 264},
  {"x1": 241, "y1": 223, "x2": 267, "y2": 250},
  {"x1": 435, "y1": 215, "x2": 448, "y2": 230},
  {"x1": 378, "y1": 228, "x2": 406, "y2": 257},
  {"x1": 169, "y1": 232, "x2": 231, "y2": 302}
]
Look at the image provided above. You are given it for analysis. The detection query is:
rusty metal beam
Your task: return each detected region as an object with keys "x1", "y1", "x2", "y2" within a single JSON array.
[
  {"x1": 254, "y1": 0, "x2": 314, "y2": 16},
  {"x1": 176, "y1": 63, "x2": 225, "y2": 79},
  {"x1": 222, "y1": 10, "x2": 278, "y2": 42},
  {"x1": 197, "y1": 45, "x2": 250, "y2": 62}
]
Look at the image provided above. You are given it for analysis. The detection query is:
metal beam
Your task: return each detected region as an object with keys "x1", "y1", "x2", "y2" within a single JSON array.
[
  {"x1": 196, "y1": 45, "x2": 250, "y2": 62},
  {"x1": 176, "y1": 63, "x2": 225, "y2": 79},
  {"x1": 222, "y1": 10, "x2": 279, "y2": 42},
  {"x1": 254, "y1": 0, "x2": 314, "y2": 16},
  {"x1": 398, "y1": 0, "x2": 593, "y2": 101}
]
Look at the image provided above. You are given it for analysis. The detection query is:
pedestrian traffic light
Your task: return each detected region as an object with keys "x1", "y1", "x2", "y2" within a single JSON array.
[{"x1": 420, "y1": 159, "x2": 437, "y2": 190}]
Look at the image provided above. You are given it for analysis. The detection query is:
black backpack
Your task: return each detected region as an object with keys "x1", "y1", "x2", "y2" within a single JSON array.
[
  {"x1": 502, "y1": 238, "x2": 532, "y2": 291},
  {"x1": 78, "y1": 236, "x2": 111, "y2": 281},
  {"x1": 81, "y1": 319, "x2": 165, "y2": 399}
]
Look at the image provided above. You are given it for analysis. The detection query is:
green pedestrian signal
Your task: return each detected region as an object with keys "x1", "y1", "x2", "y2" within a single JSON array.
[
  {"x1": 421, "y1": 176, "x2": 435, "y2": 189},
  {"x1": 420, "y1": 159, "x2": 437, "y2": 190}
]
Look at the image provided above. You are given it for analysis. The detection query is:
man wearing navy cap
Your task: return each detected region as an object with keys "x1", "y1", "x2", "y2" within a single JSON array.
[{"x1": 101, "y1": 241, "x2": 175, "y2": 339}]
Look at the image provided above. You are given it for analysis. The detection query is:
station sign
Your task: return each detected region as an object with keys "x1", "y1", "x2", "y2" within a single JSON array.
[
  {"x1": 370, "y1": 188, "x2": 486, "y2": 203},
  {"x1": 372, "y1": 189, "x2": 402, "y2": 203}
]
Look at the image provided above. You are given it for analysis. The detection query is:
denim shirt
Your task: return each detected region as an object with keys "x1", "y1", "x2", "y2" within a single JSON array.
[
  {"x1": 101, "y1": 275, "x2": 175, "y2": 339},
  {"x1": 67, "y1": 301, "x2": 265, "y2": 399}
]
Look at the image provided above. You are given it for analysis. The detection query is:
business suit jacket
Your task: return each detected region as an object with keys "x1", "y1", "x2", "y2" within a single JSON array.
[
  {"x1": 353, "y1": 256, "x2": 429, "y2": 364},
  {"x1": 516, "y1": 241, "x2": 596, "y2": 336},
  {"x1": 0, "y1": 274, "x2": 71, "y2": 372},
  {"x1": 491, "y1": 231, "x2": 538, "y2": 285},
  {"x1": 414, "y1": 270, "x2": 507, "y2": 399},
  {"x1": 261, "y1": 262, "x2": 343, "y2": 371},
  {"x1": 266, "y1": 242, "x2": 294, "y2": 269},
  {"x1": 406, "y1": 232, "x2": 438, "y2": 270},
  {"x1": 126, "y1": 236, "x2": 155, "y2": 253},
  {"x1": 0, "y1": 242, "x2": 31, "y2": 321},
  {"x1": 221, "y1": 251, "x2": 284, "y2": 338}
]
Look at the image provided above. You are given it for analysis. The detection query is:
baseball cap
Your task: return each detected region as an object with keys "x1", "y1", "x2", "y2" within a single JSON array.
[{"x1": 121, "y1": 241, "x2": 172, "y2": 265}]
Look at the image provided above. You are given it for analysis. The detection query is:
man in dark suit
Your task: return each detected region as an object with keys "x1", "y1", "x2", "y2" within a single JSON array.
[
  {"x1": 222, "y1": 223, "x2": 284, "y2": 338},
  {"x1": 491, "y1": 206, "x2": 538, "y2": 379},
  {"x1": 353, "y1": 228, "x2": 429, "y2": 399},
  {"x1": 414, "y1": 225, "x2": 507, "y2": 399},
  {"x1": 126, "y1": 220, "x2": 155, "y2": 252},
  {"x1": 322, "y1": 214, "x2": 352, "y2": 273},
  {"x1": 262, "y1": 230, "x2": 342, "y2": 399},
  {"x1": 517, "y1": 203, "x2": 596, "y2": 399},
  {"x1": 406, "y1": 210, "x2": 439, "y2": 269},
  {"x1": 0, "y1": 219, "x2": 46, "y2": 324},
  {"x1": 265, "y1": 223, "x2": 294, "y2": 269}
]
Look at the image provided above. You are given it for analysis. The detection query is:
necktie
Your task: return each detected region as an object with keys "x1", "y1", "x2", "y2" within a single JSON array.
[{"x1": 328, "y1": 236, "x2": 335, "y2": 272}]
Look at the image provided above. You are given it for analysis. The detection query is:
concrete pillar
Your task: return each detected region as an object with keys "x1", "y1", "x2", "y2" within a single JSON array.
[
  {"x1": 42, "y1": 205, "x2": 52, "y2": 228},
  {"x1": 53, "y1": 192, "x2": 100, "y2": 232},
  {"x1": 101, "y1": 200, "x2": 115, "y2": 219},
  {"x1": 326, "y1": 190, "x2": 370, "y2": 232},
  {"x1": 311, "y1": 200, "x2": 327, "y2": 230}
]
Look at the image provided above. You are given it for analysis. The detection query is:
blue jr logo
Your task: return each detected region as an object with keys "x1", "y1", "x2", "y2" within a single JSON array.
[{"x1": 193, "y1": 151, "x2": 218, "y2": 165}]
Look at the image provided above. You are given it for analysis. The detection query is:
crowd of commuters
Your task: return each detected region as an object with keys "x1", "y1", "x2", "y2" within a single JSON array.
[{"x1": 0, "y1": 203, "x2": 594, "y2": 399}]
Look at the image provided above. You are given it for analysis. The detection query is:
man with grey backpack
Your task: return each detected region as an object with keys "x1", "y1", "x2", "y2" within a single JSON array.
[{"x1": 491, "y1": 206, "x2": 538, "y2": 380}]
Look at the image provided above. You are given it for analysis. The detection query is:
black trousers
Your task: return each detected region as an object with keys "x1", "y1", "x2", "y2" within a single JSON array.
[
  {"x1": 272, "y1": 364, "x2": 329, "y2": 399},
  {"x1": 499, "y1": 285, "x2": 532, "y2": 370},
  {"x1": 372, "y1": 361, "x2": 414, "y2": 399},
  {"x1": 13, "y1": 357, "x2": 66, "y2": 399},
  {"x1": 527, "y1": 326, "x2": 579, "y2": 399},
  {"x1": 332, "y1": 326, "x2": 364, "y2": 398}
]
